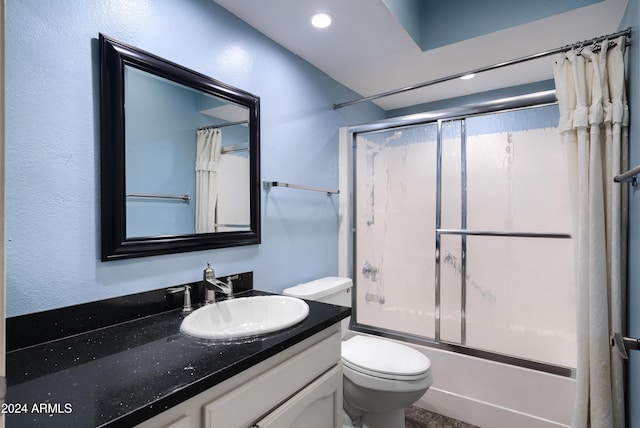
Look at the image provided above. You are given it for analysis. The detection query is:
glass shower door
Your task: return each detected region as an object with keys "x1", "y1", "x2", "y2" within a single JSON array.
[
  {"x1": 352, "y1": 104, "x2": 576, "y2": 371},
  {"x1": 438, "y1": 108, "x2": 576, "y2": 368},
  {"x1": 354, "y1": 124, "x2": 438, "y2": 338}
]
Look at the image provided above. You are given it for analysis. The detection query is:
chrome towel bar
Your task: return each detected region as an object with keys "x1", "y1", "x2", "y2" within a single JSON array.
[
  {"x1": 263, "y1": 181, "x2": 339, "y2": 195},
  {"x1": 126, "y1": 193, "x2": 191, "y2": 202}
]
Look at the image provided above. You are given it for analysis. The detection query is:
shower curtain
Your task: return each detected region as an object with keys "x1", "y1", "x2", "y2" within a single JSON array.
[
  {"x1": 195, "y1": 128, "x2": 222, "y2": 233},
  {"x1": 553, "y1": 36, "x2": 628, "y2": 428}
]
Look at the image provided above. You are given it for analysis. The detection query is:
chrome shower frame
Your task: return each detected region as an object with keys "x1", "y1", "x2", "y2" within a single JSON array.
[{"x1": 346, "y1": 90, "x2": 575, "y2": 377}]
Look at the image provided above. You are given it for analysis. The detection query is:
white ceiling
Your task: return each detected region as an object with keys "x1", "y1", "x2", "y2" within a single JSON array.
[{"x1": 212, "y1": 0, "x2": 628, "y2": 111}]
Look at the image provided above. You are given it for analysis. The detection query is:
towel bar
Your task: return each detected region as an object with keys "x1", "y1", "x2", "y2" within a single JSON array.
[
  {"x1": 611, "y1": 332, "x2": 640, "y2": 359},
  {"x1": 263, "y1": 181, "x2": 339, "y2": 195},
  {"x1": 126, "y1": 193, "x2": 191, "y2": 202}
]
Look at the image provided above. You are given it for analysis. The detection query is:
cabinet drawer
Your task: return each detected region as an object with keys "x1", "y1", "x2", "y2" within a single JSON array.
[
  {"x1": 204, "y1": 331, "x2": 341, "y2": 428},
  {"x1": 252, "y1": 364, "x2": 342, "y2": 428}
]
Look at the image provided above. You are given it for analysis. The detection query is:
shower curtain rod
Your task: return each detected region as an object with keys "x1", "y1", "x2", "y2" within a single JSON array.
[
  {"x1": 333, "y1": 27, "x2": 632, "y2": 110},
  {"x1": 198, "y1": 120, "x2": 248, "y2": 131}
]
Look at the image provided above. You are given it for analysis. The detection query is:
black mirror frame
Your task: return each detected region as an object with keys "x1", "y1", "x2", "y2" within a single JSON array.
[{"x1": 99, "y1": 34, "x2": 261, "y2": 261}]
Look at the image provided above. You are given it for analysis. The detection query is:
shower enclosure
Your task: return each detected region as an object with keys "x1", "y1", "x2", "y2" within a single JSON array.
[{"x1": 350, "y1": 96, "x2": 576, "y2": 373}]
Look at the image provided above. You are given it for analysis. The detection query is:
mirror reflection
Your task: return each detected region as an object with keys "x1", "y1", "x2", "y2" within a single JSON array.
[
  {"x1": 100, "y1": 33, "x2": 260, "y2": 261},
  {"x1": 124, "y1": 66, "x2": 251, "y2": 238}
]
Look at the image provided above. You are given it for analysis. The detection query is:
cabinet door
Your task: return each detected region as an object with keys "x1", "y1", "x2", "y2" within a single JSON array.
[
  {"x1": 253, "y1": 364, "x2": 342, "y2": 428},
  {"x1": 204, "y1": 332, "x2": 341, "y2": 428}
]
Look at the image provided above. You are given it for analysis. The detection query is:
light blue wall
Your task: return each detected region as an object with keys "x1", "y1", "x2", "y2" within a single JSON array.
[
  {"x1": 420, "y1": 0, "x2": 603, "y2": 51},
  {"x1": 620, "y1": 0, "x2": 640, "y2": 425},
  {"x1": 382, "y1": 0, "x2": 424, "y2": 48},
  {"x1": 125, "y1": 67, "x2": 198, "y2": 237},
  {"x1": 383, "y1": 0, "x2": 602, "y2": 51},
  {"x1": 5, "y1": 0, "x2": 384, "y2": 316}
]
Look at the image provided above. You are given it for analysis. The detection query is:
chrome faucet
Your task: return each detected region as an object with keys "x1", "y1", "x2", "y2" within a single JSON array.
[
  {"x1": 202, "y1": 262, "x2": 237, "y2": 304},
  {"x1": 204, "y1": 278, "x2": 233, "y2": 303}
]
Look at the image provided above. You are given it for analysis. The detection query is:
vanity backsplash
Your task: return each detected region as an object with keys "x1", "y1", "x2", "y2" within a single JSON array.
[{"x1": 7, "y1": 271, "x2": 253, "y2": 351}]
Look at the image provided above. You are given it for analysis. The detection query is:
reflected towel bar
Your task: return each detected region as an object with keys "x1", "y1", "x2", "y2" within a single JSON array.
[
  {"x1": 613, "y1": 164, "x2": 640, "y2": 186},
  {"x1": 263, "y1": 181, "x2": 339, "y2": 195},
  {"x1": 126, "y1": 193, "x2": 191, "y2": 202},
  {"x1": 222, "y1": 144, "x2": 249, "y2": 154},
  {"x1": 198, "y1": 120, "x2": 248, "y2": 131}
]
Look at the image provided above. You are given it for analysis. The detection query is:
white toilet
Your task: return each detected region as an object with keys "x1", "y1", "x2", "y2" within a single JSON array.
[{"x1": 283, "y1": 277, "x2": 432, "y2": 428}]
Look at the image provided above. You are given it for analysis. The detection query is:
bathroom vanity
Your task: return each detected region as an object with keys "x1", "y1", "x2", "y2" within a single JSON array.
[
  {"x1": 138, "y1": 326, "x2": 342, "y2": 428},
  {"x1": 5, "y1": 280, "x2": 350, "y2": 427}
]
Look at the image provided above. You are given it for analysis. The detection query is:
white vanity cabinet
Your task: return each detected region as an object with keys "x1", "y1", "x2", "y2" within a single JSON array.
[{"x1": 135, "y1": 324, "x2": 342, "y2": 428}]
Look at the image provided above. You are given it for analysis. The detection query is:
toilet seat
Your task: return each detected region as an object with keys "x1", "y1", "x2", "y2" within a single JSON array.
[{"x1": 341, "y1": 336, "x2": 431, "y2": 381}]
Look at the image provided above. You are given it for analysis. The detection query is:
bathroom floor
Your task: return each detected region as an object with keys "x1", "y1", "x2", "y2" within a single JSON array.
[{"x1": 404, "y1": 406, "x2": 479, "y2": 428}]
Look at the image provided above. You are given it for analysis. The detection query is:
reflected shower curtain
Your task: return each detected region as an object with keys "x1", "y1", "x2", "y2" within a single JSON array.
[
  {"x1": 553, "y1": 37, "x2": 628, "y2": 428},
  {"x1": 195, "y1": 128, "x2": 222, "y2": 233}
]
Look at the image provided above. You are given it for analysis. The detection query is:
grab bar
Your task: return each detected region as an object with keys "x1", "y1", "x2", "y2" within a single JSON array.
[
  {"x1": 613, "y1": 164, "x2": 640, "y2": 186},
  {"x1": 263, "y1": 181, "x2": 339, "y2": 195},
  {"x1": 126, "y1": 193, "x2": 191, "y2": 202}
]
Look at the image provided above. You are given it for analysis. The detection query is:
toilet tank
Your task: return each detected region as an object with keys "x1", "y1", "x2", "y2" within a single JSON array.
[
  {"x1": 282, "y1": 277, "x2": 353, "y2": 307},
  {"x1": 283, "y1": 277, "x2": 353, "y2": 337}
]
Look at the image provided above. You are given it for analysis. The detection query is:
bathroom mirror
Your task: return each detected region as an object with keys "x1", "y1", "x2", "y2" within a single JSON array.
[{"x1": 100, "y1": 34, "x2": 260, "y2": 261}]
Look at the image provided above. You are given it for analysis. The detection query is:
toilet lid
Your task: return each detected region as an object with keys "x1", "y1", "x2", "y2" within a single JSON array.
[{"x1": 341, "y1": 336, "x2": 431, "y2": 381}]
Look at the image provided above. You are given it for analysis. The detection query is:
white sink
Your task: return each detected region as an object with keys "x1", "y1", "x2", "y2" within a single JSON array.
[{"x1": 180, "y1": 295, "x2": 310, "y2": 340}]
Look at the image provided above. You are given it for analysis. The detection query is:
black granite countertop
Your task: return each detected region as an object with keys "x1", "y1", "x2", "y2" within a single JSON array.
[{"x1": 5, "y1": 286, "x2": 350, "y2": 428}]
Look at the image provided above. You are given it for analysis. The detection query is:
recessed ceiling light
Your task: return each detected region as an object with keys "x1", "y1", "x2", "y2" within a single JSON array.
[
  {"x1": 460, "y1": 73, "x2": 475, "y2": 80},
  {"x1": 311, "y1": 13, "x2": 333, "y2": 29}
]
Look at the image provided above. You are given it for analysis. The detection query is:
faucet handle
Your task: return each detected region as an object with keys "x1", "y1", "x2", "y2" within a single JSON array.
[
  {"x1": 182, "y1": 285, "x2": 192, "y2": 313},
  {"x1": 167, "y1": 285, "x2": 193, "y2": 314},
  {"x1": 225, "y1": 275, "x2": 239, "y2": 297}
]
